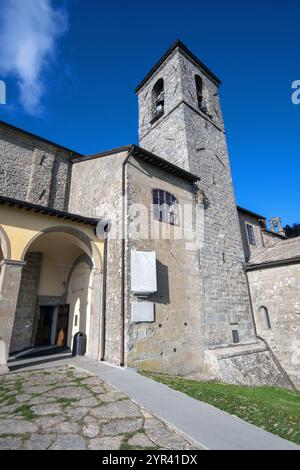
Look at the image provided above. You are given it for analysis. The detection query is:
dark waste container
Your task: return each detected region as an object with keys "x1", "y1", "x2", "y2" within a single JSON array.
[{"x1": 72, "y1": 332, "x2": 87, "y2": 356}]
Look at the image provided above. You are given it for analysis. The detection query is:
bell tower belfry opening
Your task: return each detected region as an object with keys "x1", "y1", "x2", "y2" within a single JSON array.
[{"x1": 135, "y1": 40, "x2": 256, "y2": 350}]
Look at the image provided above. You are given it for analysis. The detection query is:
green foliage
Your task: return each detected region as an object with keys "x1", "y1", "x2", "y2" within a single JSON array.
[{"x1": 284, "y1": 223, "x2": 300, "y2": 238}]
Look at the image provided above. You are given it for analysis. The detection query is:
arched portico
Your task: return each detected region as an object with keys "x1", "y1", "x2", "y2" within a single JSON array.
[{"x1": 0, "y1": 199, "x2": 105, "y2": 372}]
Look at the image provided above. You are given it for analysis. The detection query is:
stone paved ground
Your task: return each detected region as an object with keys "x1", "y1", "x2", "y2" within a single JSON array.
[{"x1": 0, "y1": 365, "x2": 200, "y2": 450}]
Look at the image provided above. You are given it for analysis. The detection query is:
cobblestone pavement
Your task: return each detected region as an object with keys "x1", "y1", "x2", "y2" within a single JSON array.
[{"x1": 0, "y1": 365, "x2": 200, "y2": 450}]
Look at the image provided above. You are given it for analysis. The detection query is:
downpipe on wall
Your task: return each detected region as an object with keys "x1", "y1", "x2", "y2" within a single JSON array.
[
  {"x1": 120, "y1": 149, "x2": 134, "y2": 367},
  {"x1": 95, "y1": 220, "x2": 111, "y2": 362}
]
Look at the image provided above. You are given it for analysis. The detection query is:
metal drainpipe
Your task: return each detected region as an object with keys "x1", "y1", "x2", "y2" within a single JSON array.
[
  {"x1": 120, "y1": 148, "x2": 134, "y2": 367},
  {"x1": 243, "y1": 265, "x2": 297, "y2": 391},
  {"x1": 100, "y1": 237, "x2": 108, "y2": 361}
]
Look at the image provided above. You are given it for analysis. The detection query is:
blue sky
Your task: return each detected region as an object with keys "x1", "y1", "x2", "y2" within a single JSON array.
[{"x1": 0, "y1": 0, "x2": 299, "y2": 226}]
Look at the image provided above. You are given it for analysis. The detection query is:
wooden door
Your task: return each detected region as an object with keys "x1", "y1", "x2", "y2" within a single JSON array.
[
  {"x1": 56, "y1": 304, "x2": 70, "y2": 346},
  {"x1": 35, "y1": 306, "x2": 54, "y2": 346}
]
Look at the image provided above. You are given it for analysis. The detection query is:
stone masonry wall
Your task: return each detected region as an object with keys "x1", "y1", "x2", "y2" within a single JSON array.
[
  {"x1": 238, "y1": 212, "x2": 265, "y2": 261},
  {"x1": 137, "y1": 48, "x2": 256, "y2": 349},
  {"x1": 248, "y1": 264, "x2": 300, "y2": 386},
  {"x1": 10, "y1": 252, "x2": 42, "y2": 353},
  {"x1": 69, "y1": 152, "x2": 128, "y2": 366},
  {"x1": 0, "y1": 123, "x2": 73, "y2": 210},
  {"x1": 126, "y1": 157, "x2": 205, "y2": 375}
]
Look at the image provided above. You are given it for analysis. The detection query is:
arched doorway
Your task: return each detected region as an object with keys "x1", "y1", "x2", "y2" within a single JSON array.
[{"x1": 10, "y1": 228, "x2": 102, "y2": 357}]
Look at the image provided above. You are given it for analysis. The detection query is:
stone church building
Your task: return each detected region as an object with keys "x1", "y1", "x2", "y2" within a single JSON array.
[{"x1": 0, "y1": 40, "x2": 299, "y2": 387}]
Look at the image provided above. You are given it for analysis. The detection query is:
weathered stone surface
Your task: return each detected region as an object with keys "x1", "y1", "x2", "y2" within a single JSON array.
[
  {"x1": 82, "y1": 423, "x2": 100, "y2": 438},
  {"x1": 141, "y1": 408, "x2": 153, "y2": 419},
  {"x1": 70, "y1": 369, "x2": 92, "y2": 378},
  {"x1": 23, "y1": 385, "x2": 54, "y2": 395},
  {"x1": 24, "y1": 434, "x2": 55, "y2": 450},
  {"x1": 127, "y1": 433, "x2": 156, "y2": 448},
  {"x1": 1, "y1": 403, "x2": 20, "y2": 413},
  {"x1": 91, "y1": 400, "x2": 142, "y2": 419},
  {"x1": 83, "y1": 415, "x2": 100, "y2": 425},
  {"x1": 144, "y1": 418, "x2": 174, "y2": 441},
  {"x1": 143, "y1": 419, "x2": 195, "y2": 449},
  {"x1": 159, "y1": 435, "x2": 196, "y2": 450},
  {"x1": 27, "y1": 396, "x2": 57, "y2": 405},
  {"x1": 248, "y1": 258, "x2": 300, "y2": 386},
  {"x1": 31, "y1": 403, "x2": 63, "y2": 415},
  {"x1": 81, "y1": 376, "x2": 106, "y2": 387},
  {"x1": 35, "y1": 415, "x2": 64, "y2": 430},
  {"x1": 0, "y1": 121, "x2": 72, "y2": 212},
  {"x1": 98, "y1": 391, "x2": 127, "y2": 403},
  {"x1": 102, "y1": 418, "x2": 143, "y2": 436},
  {"x1": 72, "y1": 397, "x2": 99, "y2": 407},
  {"x1": 49, "y1": 435, "x2": 87, "y2": 450},
  {"x1": 29, "y1": 374, "x2": 69, "y2": 386},
  {"x1": 47, "y1": 421, "x2": 80, "y2": 434},
  {"x1": 0, "y1": 366, "x2": 196, "y2": 450},
  {"x1": 10, "y1": 253, "x2": 42, "y2": 353},
  {"x1": 87, "y1": 436, "x2": 123, "y2": 450},
  {"x1": 45, "y1": 387, "x2": 92, "y2": 400},
  {"x1": 15, "y1": 394, "x2": 31, "y2": 403},
  {"x1": 0, "y1": 419, "x2": 38, "y2": 435},
  {"x1": 66, "y1": 407, "x2": 90, "y2": 420},
  {"x1": 89, "y1": 385, "x2": 107, "y2": 395},
  {"x1": 0, "y1": 438, "x2": 23, "y2": 450}
]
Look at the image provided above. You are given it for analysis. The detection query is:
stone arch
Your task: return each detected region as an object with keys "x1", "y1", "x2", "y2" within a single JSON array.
[
  {"x1": 0, "y1": 226, "x2": 11, "y2": 259},
  {"x1": 20, "y1": 225, "x2": 102, "y2": 271},
  {"x1": 11, "y1": 225, "x2": 102, "y2": 355}
]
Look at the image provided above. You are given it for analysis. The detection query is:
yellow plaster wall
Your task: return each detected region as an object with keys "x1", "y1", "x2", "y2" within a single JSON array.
[{"x1": 0, "y1": 205, "x2": 103, "y2": 265}]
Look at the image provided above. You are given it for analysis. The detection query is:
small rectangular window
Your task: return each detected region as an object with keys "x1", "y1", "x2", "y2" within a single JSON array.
[
  {"x1": 232, "y1": 330, "x2": 239, "y2": 344},
  {"x1": 246, "y1": 224, "x2": 256, "y2": 245}
]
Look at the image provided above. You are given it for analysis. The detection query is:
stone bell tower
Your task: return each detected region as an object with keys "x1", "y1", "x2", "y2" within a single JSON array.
[{"x1": 136, "y1": 40, "x2": 256, "y2": 353}]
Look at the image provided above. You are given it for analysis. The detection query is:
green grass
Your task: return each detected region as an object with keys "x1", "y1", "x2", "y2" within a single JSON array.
[
  {"x1": 56, "y1": 397, "x2": 77, "y2": 407},
  {"x1": 16, "y1": 404, "x2": 35, "y2": 421},
  {"x1": 141, "y1": 372, "x2": 300, "y2": 445},
  {"x1": 14, "y1": 378, "x2": 23, "y2": 394}
]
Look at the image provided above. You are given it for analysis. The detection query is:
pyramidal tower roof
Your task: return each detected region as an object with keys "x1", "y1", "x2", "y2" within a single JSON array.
[{"x1": 135, "y1": 39, "x2": 222, "y2": 93}]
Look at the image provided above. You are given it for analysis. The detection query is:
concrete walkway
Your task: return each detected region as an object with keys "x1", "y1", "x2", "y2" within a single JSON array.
[{"x1": 9, "y1": 355, "x2": 300, "y2": 450}]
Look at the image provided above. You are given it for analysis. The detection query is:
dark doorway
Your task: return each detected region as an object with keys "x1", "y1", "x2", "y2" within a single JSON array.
[
  {"x1": 56, "y1": 304, "x2": 70, "y2": 346},
  {"x1": 35, "y1": 306, "x2": 54, "y2": 346}
]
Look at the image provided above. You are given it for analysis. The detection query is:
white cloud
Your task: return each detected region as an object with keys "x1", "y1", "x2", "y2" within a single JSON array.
[{"x1": 0, "y1": 0, "x2": 68, "y2": 115}]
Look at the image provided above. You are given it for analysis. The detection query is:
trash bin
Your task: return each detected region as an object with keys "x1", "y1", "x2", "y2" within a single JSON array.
[{"x1": 72, "y1": 332, "x2": 87, "y2": 356}]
